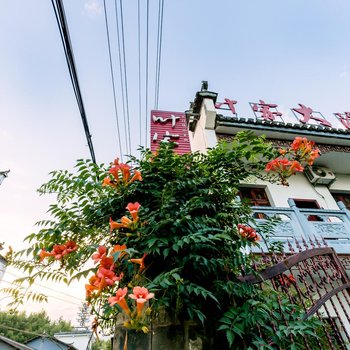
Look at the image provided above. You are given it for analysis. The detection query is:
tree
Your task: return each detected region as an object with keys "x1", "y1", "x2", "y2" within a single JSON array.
[
  {"x1": 7, "y1": 132, "x2": 323, "y2": 348},
  {"x1": 0, "y1": 310, "x2": 72, "y2": 343}
]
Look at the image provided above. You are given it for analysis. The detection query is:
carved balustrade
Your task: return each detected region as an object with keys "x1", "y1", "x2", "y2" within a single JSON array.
[{"x1": 251, "y1": 200, "x2": 350, "y2": 254}]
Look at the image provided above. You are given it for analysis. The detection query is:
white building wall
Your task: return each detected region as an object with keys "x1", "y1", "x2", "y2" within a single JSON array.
[
  {"x1": 55, "y1": 332, "x2": 93, "y2": 350},
  {"x1": 330, "y1": 174, "x2": 350, "y2": 193},
  {"x1": 188, "y1": 92, "x2": 350, "y2": 210},
  {"x1": 189, "y1": 99, "x2": 217, "y2": 153},
  {"x1": 267, "y1": 174, "x2": 338, "y2": 209},
  {"x1": 241, "y1": 173, "x2": 345, "y2": 210},
  {"x1": 188, "y1": 86, "x2": 350, "y2": 346}
]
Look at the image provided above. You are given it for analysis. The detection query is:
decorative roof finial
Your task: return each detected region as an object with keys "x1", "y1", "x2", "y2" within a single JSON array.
[{"x1": 201, "y1": 81, "x2": 208, "y2": 91}]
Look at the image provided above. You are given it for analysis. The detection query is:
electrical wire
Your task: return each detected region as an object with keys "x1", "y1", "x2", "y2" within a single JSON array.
[
  {"x1": 0, "y1": 280, "x2": 82, "y2": 306},
  {"x1": 154, "y1": 0, "x2": 161, "y2": 110},
  {"x1": 102, "y1": 0, "x2": 124, "y2": 161},
  {"x1": 154, "y1": 0, "x2": 165, "y2": 110},
  {"x1": 118, "y1": 0, "x2": 132, "y2": 155},
  {"x1": 114, "y1": 0, "x2": 129, "y2": 155},
  {"x1": 50, "y1": 0, "x2": 96, "y2": 163},
  {"x1": 4, "y1": 271, "x2": 83, "y2": 303},
  {"x1": 137, "y1": 0, "x2": 142, "y2": 146},
  {"x1": 145, "y1": 0, "x2": 150, "y2": 147}
]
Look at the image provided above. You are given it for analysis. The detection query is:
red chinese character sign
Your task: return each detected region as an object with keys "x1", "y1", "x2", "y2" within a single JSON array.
[
  {"x1": 150, "y1": 110, "x2": 191, "y2": 154},
  {"x1": 250, "y1": 100, "x2": 284, "y2": 122},
  {"x1": 214, "y1": 96, "x2": 343, "y2": 128},
  {"x1": 292, "y1": 104, "x2": 332, "y2": 127},
  {"x1": 334, "y1": 112, "x2": 350, "y2": 130},
  {"x1": 215, "y1": 98, "x2": 238, "y2": 115}
]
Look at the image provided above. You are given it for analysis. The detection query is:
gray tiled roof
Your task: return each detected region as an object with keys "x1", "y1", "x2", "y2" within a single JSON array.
[
  {"x1": 0, "y1": 335, "x2": 34, "y2": 350},
  {"x1": 216, "y1": 114, "x2": 350, "y2": 138}
]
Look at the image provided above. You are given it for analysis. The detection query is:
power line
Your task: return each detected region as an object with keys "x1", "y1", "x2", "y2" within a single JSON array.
[
  {"x1": 3, "y1": 271, "x2": 83, "y2": 303},
  {"x1": 154, "y1": 0, "x2": 165, "y2": 110},
  {"x1": 145, "y1": 0, "x2": 150, "y2": 147},
  {"x1": 114, "y1": 0, "x2": 129, "y2": 155},
  {"x1": 118, "y1": 0, "x2": 132, "y2": 155},
  {"x1": 138, "y1": 0, "x2": 142, "y2": 146},
  {"x1": 154, "y1": 0, "x2": 161, "y2": 110},
  {"x1": 50, "y1": 0, "x2": 96, "y2": 163},
  {"x1": 102, "y1": 0, "x2": 124, "y2": 161},
  {"x1": 158, "y1": 0, "x2": 165, "y2": 109},
  {"x1": 1, "y1": 280, "x2": 82, "y2": 306}
]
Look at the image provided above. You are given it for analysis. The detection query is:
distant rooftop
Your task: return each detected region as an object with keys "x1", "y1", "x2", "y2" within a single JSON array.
[
  {"x1": 0, "y1": 335, "x2": 33, "y2": 350},
  {"x1": 55, "y1": 329, "x2": 92, "y2": 336}
]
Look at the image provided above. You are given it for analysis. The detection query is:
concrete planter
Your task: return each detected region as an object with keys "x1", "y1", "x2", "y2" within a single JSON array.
[{"x1": 112, "y1": 312, "x2": 203, "y2": 350}]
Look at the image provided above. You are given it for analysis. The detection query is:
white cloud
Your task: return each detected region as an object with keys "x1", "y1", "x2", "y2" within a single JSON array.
[{"x1": 84, "y1": 0, "x2": 103, "y2": 19}]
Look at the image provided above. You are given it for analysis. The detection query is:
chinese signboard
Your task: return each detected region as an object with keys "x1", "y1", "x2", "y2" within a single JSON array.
[
  {"x1": 150, "y1": 110, "x2": 191, "y2": 154},
  {"x1": 292, "y1": 104, "x2": 332, "y2": 127},
  {"x1": 214, "y1": 97, "x2": 350, "y2": 130},
  {"x1": 250, "y1": 100, "x2": 283, "y2": 122},
  {"x1": 334, "y1": 112, "x2": 350, "y2": 129}
]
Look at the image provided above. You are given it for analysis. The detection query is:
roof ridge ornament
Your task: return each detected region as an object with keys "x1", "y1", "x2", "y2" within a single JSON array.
[
  {"x1": 201, "y1": 80, "x2": 208, "y2": 91},
  {"x1": 0, "y1": 170, "x2": 10, "y2": 186}
]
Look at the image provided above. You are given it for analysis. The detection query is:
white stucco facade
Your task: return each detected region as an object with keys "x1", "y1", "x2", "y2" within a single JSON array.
[
  {"x1": 240, "y1": 173, "x2": 343, "y2": 209},
  {"x1": 186, "y1": 83, "x2": 350, "y2": 348},
  {"x1": 188, "y1": 91, "x2": 350, "y2": 213},
  {"x1": 189, "y1": 98, "x2": 218, "y2": 153},
  {"x1": 54, "y1": 331, "x2": 94, "y2": 350}
]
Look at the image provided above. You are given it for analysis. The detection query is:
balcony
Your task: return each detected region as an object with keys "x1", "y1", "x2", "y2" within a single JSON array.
[{"x1": 252, "y1": 199, "x2": 350, "y2": 255}]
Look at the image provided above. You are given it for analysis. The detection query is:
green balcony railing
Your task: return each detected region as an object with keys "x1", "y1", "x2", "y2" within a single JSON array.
[{"x1": 251, "y1": 199, "x2": 350, "y2": 254}]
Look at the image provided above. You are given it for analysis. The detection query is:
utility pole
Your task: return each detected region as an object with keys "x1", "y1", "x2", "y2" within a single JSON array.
[{"x1": 0, "y1": 170, "x2": 10, "y2": 186}]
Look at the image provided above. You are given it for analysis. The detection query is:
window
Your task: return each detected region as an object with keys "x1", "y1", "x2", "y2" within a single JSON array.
[
  {"x1": 238, "y1": 188, "x2": 271, "y2": 206},
  {"x1": 293, "y1": 199, "x2": 320, "y2": 209},
  {"x1": 331, "y1": 192, "x2": 350, "y2": 210},
  {"x1": 292, "y1": 199, "x2": 322, "y2": 221}
]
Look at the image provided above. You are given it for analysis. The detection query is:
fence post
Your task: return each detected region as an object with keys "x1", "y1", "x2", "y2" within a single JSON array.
[
  {"x1": 337, "y1": 201, "x2": 350, "y2": 221},
  {"x1": 287, "y1": 198, "x2": 315, "y2": 240}
]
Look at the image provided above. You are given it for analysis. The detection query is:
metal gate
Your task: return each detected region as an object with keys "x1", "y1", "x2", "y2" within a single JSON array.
[{"x1": 240, "y1": 237, "x2": 350, "y2": 349}]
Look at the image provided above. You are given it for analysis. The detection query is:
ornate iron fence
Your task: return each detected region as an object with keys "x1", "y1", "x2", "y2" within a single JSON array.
[{"x1": 241, "y1": 237, "x2": 350, "y2": 349}]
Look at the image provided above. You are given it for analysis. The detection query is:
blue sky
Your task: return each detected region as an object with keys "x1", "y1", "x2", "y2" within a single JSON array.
[{"x1": 1, "y1": 0, "x2": 350, "y2": 323}]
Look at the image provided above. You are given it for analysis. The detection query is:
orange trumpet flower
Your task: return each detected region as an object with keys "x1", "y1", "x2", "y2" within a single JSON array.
[
  {"x1": 108, "y1": 287, "x2": 131, "y2": 316},
  {"x1": 129, "y1": 253, "x2": 147, "y2": 271},
  {"x1": 126, "y1": 202, "x2": 141, "y2": 221}
]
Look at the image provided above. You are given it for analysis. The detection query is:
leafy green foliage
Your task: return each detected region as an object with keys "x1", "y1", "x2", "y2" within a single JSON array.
[
  {"x1": 5, "y1": 131, "x2": 330, "y2": 348},
  {"x1": 218, "y1": 283, "x2": 331, "y2": 349},
  {"x1": 0, "y1": 310, "x2": 72, "y2": 343},
  {"x1": 91, "y1": 339, "x2": 112, "y2": 350}
]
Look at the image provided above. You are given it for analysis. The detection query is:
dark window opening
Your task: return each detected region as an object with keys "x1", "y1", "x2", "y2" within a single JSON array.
[
  {"x1": 239, "y1": 188, "x2": 271, "y2": 207},
  {"x1": 331, "y1": 193, "x2": 350, "y2": 210},
  {"x1": 307, "y1": 215, "x2": 323, "y2": 222},
  {"x1": 293, "y1": 199, "x2": 320, "y2": 209},
  {"x1": 292, "y1": 199, "x2": 322, "y2": 221}
]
